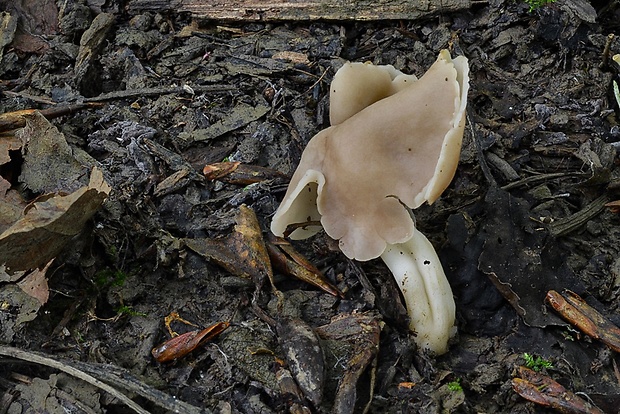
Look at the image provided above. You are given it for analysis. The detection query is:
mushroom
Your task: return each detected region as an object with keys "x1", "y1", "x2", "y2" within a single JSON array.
[
  {"x1": 329, "y1": 62, "x2": 419, "y2": 126},
  {"x1": 271, "y1": 50, "x2": 469, "y2": 354}
]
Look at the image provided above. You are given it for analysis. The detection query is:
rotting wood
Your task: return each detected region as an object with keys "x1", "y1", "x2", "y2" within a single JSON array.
[
  {"x1": 128, "y1": 0, "x2": 472, "y2": 21},
  {"x1": 547, "y1": 195, "x2": 609, "y2": 237}
]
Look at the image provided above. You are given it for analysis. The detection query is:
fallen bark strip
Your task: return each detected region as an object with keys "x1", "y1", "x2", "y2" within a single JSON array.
[
  {"x1": 0, "y1": 346, "x2": 150, "y2": 414},
  {"x1": 0, "y1": 346, "x2": 204, "y2": 414},
  {"x1": 128, "y1": 0, "x2": 472, "y2": 21},
  {"x1": 548, "y1": 194, "x2": 609, "y2": 237}
]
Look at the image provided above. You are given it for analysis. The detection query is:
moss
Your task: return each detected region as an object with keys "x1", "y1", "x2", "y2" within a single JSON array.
[{"x1": 524, "y1": 0, "x2": 556, "y2": 12}]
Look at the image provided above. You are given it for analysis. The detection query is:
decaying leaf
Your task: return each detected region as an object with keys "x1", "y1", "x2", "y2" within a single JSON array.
[
  {"x1": 477, "y1": 186, "x2": 584, "y2": 328},
  {"x1": 267, "y1": 236, "x2": 344, "y2": 298},
  {"x1": 17, "y1": 260, "x2": 53, "y2": 305},
  {"x1": 184, "y1": 205, "x2": 274, "y2": 291},
  {"x1": 152, "y1": 321, "x2": 230, "y2": 363},
  {"x1": 184, "y1": 205, "x2": 341, "y2": 300},
  {"x1": 546, "y1": 290, "x2": 620, "y2": 353},
  {"x1": 17, "y1": 111, "x2": 95, "y2": 193},
  {"x1": 0, "y1": 132, "x2": 22, "y2": 164},
  {"x1": 0, "y1": 176, "x2": 26, "y2": 234},
  {"x1": 512, "y1": 366, "x2": 605, "y2": 414},
  {"x1": 272, "y1": 51, "x2": 310, "y2": 65},
  {"x1": 0, "y1": 284, "x2": 43, "y2": 343},
  {"x1": 0, "y1": 11, "x2": 17, "y2": 62},
  {"x1": 179, "y1": 103, "x2": 270, "y2": 142},
  {"x1": 153, "y1": 168, "x2": 191, "y2": 197},
  {"x1": 573, "y1": 139, "x2": 615, "y2": 186},
  {"x1": 0, "y1": 167, "x2": 111, "y2": 274}
]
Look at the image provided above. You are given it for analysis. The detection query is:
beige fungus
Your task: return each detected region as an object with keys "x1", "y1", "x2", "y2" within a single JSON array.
[{"x1": 271, "y1": 50, "x2": 470, "y2": 262}]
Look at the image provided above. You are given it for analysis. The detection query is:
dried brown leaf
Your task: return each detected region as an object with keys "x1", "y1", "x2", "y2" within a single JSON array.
[
  {"x1": 17, "y1": 111, "x2": 93, "y2": 193},
  {"x1": 0, "y1": 131, "x2": 22, "y2": 164},
  {"x1": 184, "y1": 205, "x2": 273, "y2": 286},
  {"x1": 546, "y1": 290, "x2": 620, "y2": 353},
  {"x1": 267, "y1": 237, "x2": 344, "y2": 298},
  {"x1": 0, "y1": 176, "x2": 26, "y2": 234},
  {"x1": 513, "y1": 366, "x2": 605, "y2": 414},
  {"x1": 152, "y1": 321, "x2": 230, "y2": 363},
  {"x1": 0, "y1": 168, "x2": 110, "y2": 273},
  {"x1": 17, "y1": 260, "x2": 52, "y2": 305}
]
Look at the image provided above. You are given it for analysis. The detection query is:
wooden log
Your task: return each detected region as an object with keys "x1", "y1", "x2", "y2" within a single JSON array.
[{"x1": 128, "y1": 0, "x2": 472, "y2": 21}]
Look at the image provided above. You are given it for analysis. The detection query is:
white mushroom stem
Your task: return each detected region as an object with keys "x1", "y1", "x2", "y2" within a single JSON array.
[{"x1": 380, "y1": 227, "x2": 456, "y2": 355}]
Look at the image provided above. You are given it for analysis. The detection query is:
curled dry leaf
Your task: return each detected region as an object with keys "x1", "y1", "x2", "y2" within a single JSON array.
[
  {"x1": 183, "y1": 204, "x2": 274, "y2": 290},
  {"x1": 184, "y1": 205, "x2": 341, "y2": 301},
  {"x1": 0, "y1": 167, "x2": 111, "y2": 274},
  {"x1": 152, "y1": 321, "x2": 230, "y2": 363},
  {"x1": 546, "y1": 290, "x2": 620, "y2": 352},
  {"x1": 604, "y1": 200, "x2": 620, "y2": 214},
  {"x1": 512, "y1": 366, "x2": 605, "y2": 414},
  {"x1": 267, "y1": 236, "x2": 344, "y2": 298}
]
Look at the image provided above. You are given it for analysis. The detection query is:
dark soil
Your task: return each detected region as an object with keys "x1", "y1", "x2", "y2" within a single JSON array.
[{"x1": 2, "y1": 0, "x2": 620, "y2": 413}]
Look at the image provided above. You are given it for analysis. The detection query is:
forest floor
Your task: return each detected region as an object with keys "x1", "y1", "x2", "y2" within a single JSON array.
[{"x1": 1, "y1": 0, "x2": 620, "y2": 413}]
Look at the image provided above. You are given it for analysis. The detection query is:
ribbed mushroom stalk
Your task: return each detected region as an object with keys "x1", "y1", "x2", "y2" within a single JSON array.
[{"x1": 381, "y1": 228, "x2": 456, "y2": 354}]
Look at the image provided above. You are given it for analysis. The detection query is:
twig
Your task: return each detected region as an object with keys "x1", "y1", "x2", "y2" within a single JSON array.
[
  {"x1": 600, "y1": 33, "x2": 615, "y2": 70},
  {"x1": 467, "y1": 113, "x2": 496, "y2": 186},
  {"x1": 2, "y1": 90, "x2": 57, "y2": 105},
  {"x1": 83, "y1": 84, "x2": 235, "y2": 102},
  {"x1": 500, "y1": 171, "x2": 586, "y2": 191},
  {"x1": 68, "y1": 359, "x2": 204, "y2": 414},
  {"x1": 0, "y1": 346, "x2": 150, "y2": 414},
  {"x1": 547, "y1": 194, "x2": 609, "y2": 237},
  {"x1": 0, "y1": 104, "x2": 100, "y2": 132}
]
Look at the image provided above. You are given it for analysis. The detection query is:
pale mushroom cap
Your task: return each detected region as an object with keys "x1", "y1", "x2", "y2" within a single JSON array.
[
  {"x1": 271, "y1": 50, "x2": 469, "y2": 261},
  {"x1": 329, "y1": 62, "x2": 418, "y2": 125}
]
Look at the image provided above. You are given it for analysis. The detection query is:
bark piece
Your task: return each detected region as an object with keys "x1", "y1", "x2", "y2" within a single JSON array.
[
  {"x1": 74, "y1": 13, "x2": 115, "y2": 96},
  {"x1": 277, "y1": 318, "x2": 325, "y2": 406},
  {"x1": 128, "y1": 0, "x2": 471, "y2": 21}
]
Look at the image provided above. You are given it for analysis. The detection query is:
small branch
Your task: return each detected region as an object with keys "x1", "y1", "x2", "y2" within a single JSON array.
[
  {"x1": 83, "y1": 84, "x2": 235, "y2": 103},
  {"x1": 0, "y1": 346, "x2": 150, "y2": 414},
  {"x1": 0, "y1": 346, "x2": 204, "y2": 414}
]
